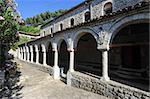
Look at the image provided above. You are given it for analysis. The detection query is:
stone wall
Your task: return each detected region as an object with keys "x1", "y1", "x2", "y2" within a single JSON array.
[
  {"x1": 113, "y1": 0, "x2": 143, "y2": 11},
  {"x1": 40, "y1": 0, "x2": 147, "y2": 37},
  {"x1": 40, "y1": 0, "x2": 104, "y2": 36},
  {"x1": 31, "y1": 63, "x2": 53, "y2": 76},
  {"x1": 91, "y1": 0, "x2": 103, "y2": 19},
  {"x1": 69, "y1": 72, "x2": 150, "y2": 99},
  {"x1": 54, "y1": 5, "x2": 87, "y2": 33}
]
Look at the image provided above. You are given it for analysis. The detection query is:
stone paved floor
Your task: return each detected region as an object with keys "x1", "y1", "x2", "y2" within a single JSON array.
[{"x1": 15, "y1": 59, "x2": 109, "y2": 99}]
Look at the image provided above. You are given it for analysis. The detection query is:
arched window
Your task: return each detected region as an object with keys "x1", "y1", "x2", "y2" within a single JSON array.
[
  {"x1": 70, "y1": 18, "x2": 74, "y2": 26},
  {"x1": 104, "y1": 2, "x2": 112, "y2": 15},
  {"x1": 84, "y1": 11, "x2": 91, "y2": 22},
  {"x1": 60, "y1": 23, "x2": 63, "y2": 31}
]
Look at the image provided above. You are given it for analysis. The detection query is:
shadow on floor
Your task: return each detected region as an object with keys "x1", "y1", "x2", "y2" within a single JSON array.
[{"x1": 0, "y1": 67, "x2": 24, "y2": 98}]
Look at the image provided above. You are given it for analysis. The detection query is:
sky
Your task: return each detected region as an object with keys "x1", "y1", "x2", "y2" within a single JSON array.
[{"x1": 16, "y1": 0, "x2": 85, "y2": 19}]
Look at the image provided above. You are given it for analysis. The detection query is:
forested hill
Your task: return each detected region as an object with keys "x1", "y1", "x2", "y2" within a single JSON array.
[{"x1": 25, "y1": 9, "x2": 67, "y2": 27}]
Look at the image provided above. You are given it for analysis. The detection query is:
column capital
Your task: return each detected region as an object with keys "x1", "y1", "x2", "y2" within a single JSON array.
[
  {"x1": 97, "y1": 44, "x2": 109, "y2": 51},
  {"x1": 35, "y1": 49, "x2": 39, "y2": 52},
  {"x1": 67, "y1": 48, "x2": 74, "y2": 52},
  {"x1": 30, "y1": 46, "x2": 33, "y2": 52},
  {"x1": 52, "y1": 48, "x2": 58, "y2": 52}
]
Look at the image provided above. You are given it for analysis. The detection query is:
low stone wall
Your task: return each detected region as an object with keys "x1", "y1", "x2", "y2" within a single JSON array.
[
  {"x1": 39, "y1": 65, "x2": 53, "y2": 76},
  {"x1": 30, "y1": 62, "x2": 53, "y2": 76},
  {"x1": 69, "y1": 72, "x2": 150, "y2": 99}
]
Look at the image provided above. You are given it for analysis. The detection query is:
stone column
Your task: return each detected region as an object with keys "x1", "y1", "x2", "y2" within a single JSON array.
[
  {"x1": 19, "y1": 48, "x2": 21, "y2": 59},
  {"x1": 20, "y1": 48, "x2": 23, "y2": 60},
  {"x1": 35, "y1": 46, "x2": 39, "y2": 64},
  {"x1": 30, "y1": 46, "x2": 33, "y2": 63},
  {"x1": 21, "y1": 48, "x2": 23, "y2": 60},
  {"x1": 101, "y1": 50, "x2": 110, "y2": 81},
  {"x1": 67, "y1": 49, "x2": 74, "y2": 86},
  {"x1": 53, "y1": 48, "x2": 60, "y2": 79},
  {"x1": 23, "y1": 47, "x2": 26, "y2": 61},
  {"x1": 43, "y1": 50, "x2": 47, "y2": 66},
  {"x1": 69, "y1": 49, "x2": 74, "y2": 72},
  {"x1": 26, "y1": 46, "x2": 30, "y2": 62},
  {"x1": 19, "y1": 49, "x2": 21, "y2": 59},
  {"x1": 17, "y1": 48, "x2": 20, "y2": 59}
]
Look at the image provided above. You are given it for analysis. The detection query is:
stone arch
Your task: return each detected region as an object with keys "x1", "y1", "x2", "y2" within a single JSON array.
[
  {"x1": 46, "y1": 41, "x2": 54, "y2": 66},
  {"x1": 38, "y1": 44, "x2": 46, "y2": 64},
  {"x1": 108, "y1": 18, "x2": 149, "y2": 91},
  {"x1": 59, "y1": 40, "x2": 69, "y2": 76},
  {"x1": 45, "y1": 41, "x2": 52, "y2": 51},
  {"x1": 34, "y1": 44, "x2": 38, "y2": 52},
  {"x1": 73, "y1": 28, "x2": 102, "y2": 76},
  {"x1": 29, "y1": 45, "x2": 33, "y2": 52},
  {"x1": 40, "y1": 44, "x2": 46, "y2": 52},
  {"x1": 108, "y1": 12, "x2": 149, "y2": 45},
  {"x1": 33, "y1": 45, "x2": 37, "y2": 62},
  {"x1": 55, "y1": 37, "x2": 70, "y2": 51},
  {"x1": 72, "y1": 28, "x2": 99, "y2": 49}
]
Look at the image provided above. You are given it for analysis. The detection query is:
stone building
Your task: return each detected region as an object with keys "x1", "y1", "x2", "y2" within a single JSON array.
[{"x1": 17, "y1": 0, "x2": 150, "y2": 98}]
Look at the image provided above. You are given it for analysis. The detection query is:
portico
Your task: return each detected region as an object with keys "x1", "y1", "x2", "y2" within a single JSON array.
[{"x1": 16, "y1": 0, "x2": 150, "y2": 98}]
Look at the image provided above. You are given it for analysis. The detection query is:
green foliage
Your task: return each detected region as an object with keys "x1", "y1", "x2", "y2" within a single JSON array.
[
  {"x1": 19, "y1": 25, "x2": 40, "y2": 34},
  {"x1": 0, "y1": 0, "x2": 19, "y2": 45},
  {"x1": 0, "y1": 0, "x2": 20, "y2": 65},
  {"x1": 11, "y1": 36, "x2": 31, "y2": 51},
  {"x1": 25, "y1": 9, "x2": 67, "y2": 26}
]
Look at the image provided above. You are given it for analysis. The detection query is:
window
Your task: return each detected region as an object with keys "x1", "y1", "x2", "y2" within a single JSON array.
[
  {"x1": 84, "y1": 11, "x2": 91, "y2": 22},
  {"x1": 60, "y1": 23, "x2": 63, "y2": 31},
  {"x1": 70, "y1": 18, "x2": 74, "y2": 26},
  {"x1": 104, "y1": 2, "x2": 112, "y2": 15}
]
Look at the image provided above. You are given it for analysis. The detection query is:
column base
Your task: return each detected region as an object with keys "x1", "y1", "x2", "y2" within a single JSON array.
[
  {"x1": 69, "y1": 69, "x2": 74, "y2": 73},
  {"x1": 67, "y1": 71, "x2": 72, "y2": 86},
  {"x1": 53, "y1": 65, "x2": 60, "y2": 80},
  {"x1": 43, "y1": 63, "x2": 47, "y2": 66},
  {"x1": 101, "y1": 76, "x2": 110, "y2": 81},
  {"x1": 35, "y1": 62, "x2": 39, "y2": 65}
]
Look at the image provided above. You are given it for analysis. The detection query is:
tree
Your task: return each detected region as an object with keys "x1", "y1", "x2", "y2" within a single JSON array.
[
  {"x1": 25, "y1": 9, "x2": 67, "y2": 26},
  {"x1": 0, "y1": 0, "x2": 19, "y2": 45},
  {"x1": 0, "y1": 0, "x2": 19, "y2": 65},
  {"x1": 11, "y1": 36, "x2": 31, "y2": 50},
  {"x1": 19, "y1": 25, "x2": 40, "y2": 34}
]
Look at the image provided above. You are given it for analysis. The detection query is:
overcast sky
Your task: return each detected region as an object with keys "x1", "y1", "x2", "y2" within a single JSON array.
[{"x1": 16, "y1": 0, "x2": 85, "y2": 19}]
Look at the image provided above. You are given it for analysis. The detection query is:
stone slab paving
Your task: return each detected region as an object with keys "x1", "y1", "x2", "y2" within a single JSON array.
[{"x1": 15, "y1": 59, "x2": 109, "y2": 99}]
